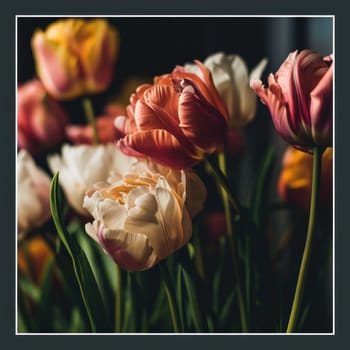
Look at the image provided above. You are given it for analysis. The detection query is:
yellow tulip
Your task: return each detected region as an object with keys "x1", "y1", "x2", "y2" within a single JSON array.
[{"x1": 31, "y1": 18, "x2": 119, "y2": 100}]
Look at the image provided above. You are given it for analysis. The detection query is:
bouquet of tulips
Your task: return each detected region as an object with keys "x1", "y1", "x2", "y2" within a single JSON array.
[{"x1": 17, "y1": 17, "x2": 333, "y2": 333}]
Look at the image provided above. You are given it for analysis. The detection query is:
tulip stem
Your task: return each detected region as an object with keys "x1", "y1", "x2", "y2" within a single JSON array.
[
  {"x1": 286, "y1": 146, "x2": 324, "y2": 333},
  {"x1": 114, "y1": 265, "x2": 122, "y2": 332},
  {"x1": 217, "y1": 152, "x2": 248, "y2": 332},
  {"x1": 159, "y1": 262, "x2": 181, "y2": 332},
  {"x1": 82, "y1": 97, "x2": 99, "y2": 144},
  {"x1": 206, "y1": 155, "x2": 241, "y2": 219}
]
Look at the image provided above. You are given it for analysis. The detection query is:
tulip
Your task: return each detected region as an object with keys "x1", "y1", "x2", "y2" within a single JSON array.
[
  {"x1": 18, "y1": 236, "x2": 54, "y2": 285},
  {"x1": 185, "y1": 52, "x2": 267, "y2": 128},
  {"x1": 17, "y1": 79, "x2": 68, "y2": 156},
  {"x1": 17, "y1": 150, "x2": 52, "y2": 239},
  {"x1": 66, "y1": 104, "x2": 125, "y2": 145},
  {"x1": 115, "y1": 60, "x2": 229, "y2": 169},
  {"x1": 47, "y1": 143, "x2": 137, "y2": 216},
  {"x1": 278, "y1": 146, "x2": 332, "y2": 210},
  {"x1": 31, "y1": 18, "x2": 119, "y2": 100},
  {"x1": 83, "y1": 158, "x2": 206, "y2": 271},
  {"x1": 250, "y1": 50, "x2": 333, "y2": 152}
]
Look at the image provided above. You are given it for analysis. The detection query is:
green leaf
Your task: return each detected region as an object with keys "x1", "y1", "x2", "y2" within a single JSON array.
[
  {"x1": 181, "y1": 266, "x2": 206, "y2": 332},
  {"x1": 18, "y1": 274, "x2": 40, "y2": 302},
  {"x1": 36, "y1": 255, "x2": 55, "y2": 331},
  {"x1": 49, "y1": 172, "x2": 112, "y2": 332},
  {"x1": 218, "y1": 290, "x2": 236, "y2": 327},
  {"x1": 212, "y1": 236, "x2": 228, "y2": 313},
  {"x1": 249, "y1": 145, "x2": 276, "y2": 228},
  {"x1": 176, "y1": 264, "x2": 185, "y2": 331}
]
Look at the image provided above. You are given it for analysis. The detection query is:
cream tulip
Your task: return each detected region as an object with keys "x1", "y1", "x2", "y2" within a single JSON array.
[
  {"x1": 185, "y1": 52, "x2": 267, "y2": 128},
  {"x1": 48, "y1": 143, "x2": 137, "y2": 215},
  {"x1": 17, "y1": 150, "x2": 51, "y2": 239},
  {"x1": 83, "y1": 158, "x2": 206, "y2": 271}
]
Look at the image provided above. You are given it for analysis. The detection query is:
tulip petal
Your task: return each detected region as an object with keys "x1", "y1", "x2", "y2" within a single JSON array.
[
  {"x1": 81, "y1": 20, "x2": 119, "y2": 93},
  {"x1": 31, "y1": 31, "x2": 83, "y2": 99},
  {"x1": 178, "y1": 85, "x2": 228, "y2": 151},
  {"x1": 250, "y1": 77, "x2": 300, "y2": 145},
  {"x1": 118, "y1": 129, "x2": 199, "y2": 169},
  {"x1": 95, "y1": 225, "x2": 158, "y2": 271},
  {"x1": 175, "y1": 62, "x2": 229, "y2": 121},
  {"x1": 309, "y1": 62, "x2": 333, "y2": 145}
]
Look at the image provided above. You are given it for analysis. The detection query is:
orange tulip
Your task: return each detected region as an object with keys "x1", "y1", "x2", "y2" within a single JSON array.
[
  {"x1": 18, "y1": 237, "x2": 54, "y2": 285},
  {"x1": 115, "y1": 61, "x2": 229, "y2": 169},
  {"x1": 31, "y1": 18, "x2": 119, "y2": 100},
  {"x1": 278, "y1": 146, "x2": 332, "y2": 210}
]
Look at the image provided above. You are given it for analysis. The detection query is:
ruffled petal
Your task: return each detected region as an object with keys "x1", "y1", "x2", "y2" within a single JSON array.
[
  {"x1": 178, "y1": 85, "x2": 227, "y2": 151},
  {"x1": 96, "y1": 225, "x2": 158, "y2": 271},
  {"x1": 118, "y1": 129, "x2": 199, "y2": 169},
  {"x1": 309, "y1": 62, "x2": 333, "y2": 146}
]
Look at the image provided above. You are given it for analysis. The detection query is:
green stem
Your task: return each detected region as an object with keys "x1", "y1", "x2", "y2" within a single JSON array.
[
  {"x1": 193, "y1": 223, "x2": 205, "y2": 280},
  {"x1": 114, "y1": 265, "x2": 122, "y2": 332},
  {"x1": 217, "y1": 152, "x2": 248, "y2": 332},
  {"x1": 206, "y1": 156, "x2": 241, "y2": 219},
  {"x1": 286, "y1": 146, "x2": 324, "y2": 333},
  {"x1": 82, "y1": 97, "x2": 99, "y2": 144},
  {"x1": 159, "y1": 262, "x2": 181, "y2": 332}
]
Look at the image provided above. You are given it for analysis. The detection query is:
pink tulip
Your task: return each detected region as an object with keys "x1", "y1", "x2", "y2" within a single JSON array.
[
  {"x1": 17, "y1": 79, "x2": 68, "y2": 156},
  {"x1": 66, "y1": 104, "x2": 125, "y2": 145},
  {"x1": 31, "y1": 18, "x2": 119, "y2": 100},
  {"x1": 250, "y1": 50, "x2": 333, "y2": 152},
  {"x1": 115, "y1": 61, "x2": 229, "y2": 169}
]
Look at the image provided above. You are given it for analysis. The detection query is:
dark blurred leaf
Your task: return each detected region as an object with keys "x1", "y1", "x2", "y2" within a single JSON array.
[{"x1": 181, "y1": 266, "x2": 206, "y2": 332}]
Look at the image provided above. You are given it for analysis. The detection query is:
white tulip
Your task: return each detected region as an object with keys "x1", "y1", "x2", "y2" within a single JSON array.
[
  {"x1": 185, "y1": 52, "x2": 267, "y2": 128},
  {"x1": 48, "y1": 143, "x2": 137, "y2": 215},
  {"x1": 17, "y1": 150, "x2": 51, "y2": 238},
  {"x1": 83, "y1": 158, "x2": 206, "y2": 271}
]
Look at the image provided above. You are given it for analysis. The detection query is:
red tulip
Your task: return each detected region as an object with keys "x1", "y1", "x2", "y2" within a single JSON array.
[
  {"x1": 250, "y1": 50, "x2": 333, "y2": 152},
  {"x1": 115, "y1": 61, "x2": 229, "y2": 169},
  {"x1": 17, "y1": 79, "x2": 68, "y2": 155}
]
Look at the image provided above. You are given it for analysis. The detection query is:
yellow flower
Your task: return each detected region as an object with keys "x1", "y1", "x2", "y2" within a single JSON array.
[
  {"x1": 31, "y1": 18, "x2": 119, "y2": 100},
  {"x1": 278, "y1": 147, "x2": 333, "y2": 210},
  {"x1": 18, "y1": 237, "x2": 53, "y2": 285}
]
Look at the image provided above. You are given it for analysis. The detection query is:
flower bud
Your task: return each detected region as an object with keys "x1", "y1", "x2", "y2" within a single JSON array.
[
  {"x1": 31, "y1": 18, "x2": 119, "y2": 100},
  {"x1": 17, "y1": 79, "x2": 68, "y2": 156},
  {"x1": 250, "y1": 50, "x2": 333, "y2": 152}
]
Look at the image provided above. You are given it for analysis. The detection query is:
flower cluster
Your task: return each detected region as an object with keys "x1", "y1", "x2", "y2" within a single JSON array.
[{"x1": 17, "y1": 17, "x2": 333, "y2": 334}]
